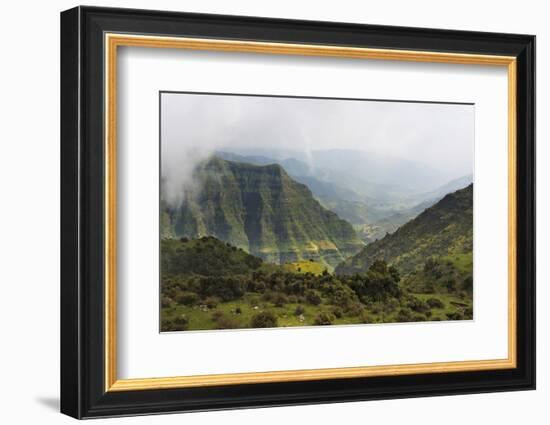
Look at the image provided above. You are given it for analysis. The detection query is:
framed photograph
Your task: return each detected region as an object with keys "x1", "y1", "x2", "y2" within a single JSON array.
[{"x1": 60, "y1": 6, "x2": 535, "y2": 419}]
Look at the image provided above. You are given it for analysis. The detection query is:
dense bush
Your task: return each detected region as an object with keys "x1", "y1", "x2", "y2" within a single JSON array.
[
  {"x1": 359, "y1": 311, "x2": 374, "y2": 324},
  {"x1": 164, "y1": 314, "x2": 189, "y2": 331},
  {"x1": 446, "y1": 311, "x2": 464, "y2": 321},
  {"x1": 161, "y1": 296, "x2": 173, "y2": 308},
  {"x1": 176, "y1": 292, "x2": 199, "y2": 306},
  {"x1": 347, "y1": 261, "x2": 401, "y2": 303},
  {"x1": 396, "y1": 308, "x2": 414, "y2": 323},
  {"x1": 313, "y1": 312, "x2": 335, "y2": 325},
  {"x1": 331, "y1": 307, "x2": 343, "y2": 318},
  {"x1": 204, "y1": 296, "x2": 220, "y2": 309},
  {"x1": 294, "y1": 305, "x2": 305, "y2": 316},
  {"x1": 305, "y1": 290, "x2": 322, "y2": 306},
  {"x1": 462, "y1": 276, "x2": 473, "y2": 292},
  {"x1": 267, "y1": 292, "x2": 288, "y2": 307},
  {"x1": 198, "y1": 276, "x2": 245, "y2": 301},
  {"x1": 251, "y1": 311, "x2": 278, "y2": 328},
  {"x1": 407, "y1": 297, "x2": 430, "y2": 313},
  {"x1": 426, "y1": 297, "x2": 444, "y2": 309},
  {"x1": 213, "y1": 312, "x2": 240, "y2": 329}
]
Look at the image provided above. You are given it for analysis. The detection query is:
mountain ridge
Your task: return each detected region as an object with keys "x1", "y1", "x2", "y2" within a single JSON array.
[
  {"x1": 335, "y1": 184, "x2": 473, "y2": 275},
  {"x1": 162, "y1": 156, "x2": 364, "y2": 268}
]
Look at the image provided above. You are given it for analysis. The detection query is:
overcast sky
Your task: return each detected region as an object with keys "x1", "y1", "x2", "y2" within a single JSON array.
[{"x1": 161, "y1": 92, "x2": 474, "y2": 207}]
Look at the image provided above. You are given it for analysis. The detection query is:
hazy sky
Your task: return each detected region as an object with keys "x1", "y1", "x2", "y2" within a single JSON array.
[{"x1": 161, "y1": 92, "x2": 474, "y2": 206}]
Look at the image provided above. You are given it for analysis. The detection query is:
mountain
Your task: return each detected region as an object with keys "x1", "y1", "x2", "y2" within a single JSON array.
[
  {"x1": 415, "y1": 174, "x2": 473, "y2": 203},
  {"x1": 225, "y1": 148, "x2": 447, "y2": 197},
  {"x1": 356, "y1": 176, "x2": 474, "y2": 244},
  {"x1": 217, "y1": 151, "x2": 374, "y2": 224},
  {"x1": 216, "y1": 149, "x2": 473, "y2": 237},
  {"x1": 162, "y1": 157, "x2": 364, "y2": 268},
  {"x1": 335, "y1": 184, "x2": 473, "y2": 275}
]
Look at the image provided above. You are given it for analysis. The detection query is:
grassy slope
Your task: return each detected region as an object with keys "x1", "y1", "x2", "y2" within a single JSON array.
[{"x1": 283, "y1": 260, "x2": 329, "y2": 275}]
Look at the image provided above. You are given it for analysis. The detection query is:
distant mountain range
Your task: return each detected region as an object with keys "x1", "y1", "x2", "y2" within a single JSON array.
[
  {"x1": 335, "y1": 184, "x2": 473, "y2": 275},
  {"x1": 216, "y1": 150, "x2": 472, "y2": 243},
  {"x1": 162, "y1": 157, "x2": 364, "y2": 268}
]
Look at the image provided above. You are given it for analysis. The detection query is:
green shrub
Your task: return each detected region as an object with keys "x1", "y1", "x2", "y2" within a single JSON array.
[
  {"x1": 446, "y1": 311, "x2": 464, "y2": 321},
  {"x1": 176, "y1": 291, "x2": 199, "y2": 306},
  {"x1": 426, "y1": 297, "x2": 444, "y2": 309},
  {"x1": 396, "y1": 308, "x2": 414, "y2": 323},
  {"x1": 272, "y1": 292, "x2": 288, "y2": 307},
  {"x1": 161, "y1": 296, "x2": 173, "y2": 308},
  {"x1": 287, "y1": 295, "x2": 298, "y2": 303},
  {"x1": 462, "y1": 276, "x2": 473, "y2": 292},
  {"x1": 170, "y1": 314, "x2": 189, "y2": 331},
  {"x1": 204, "y1": 296, "x2": 220, "y2": 309},
  {"x1": 411, "y1": 313, "x2": 427, "y2": 322},
  {"x1": 305, "y1": 290, "x2": 322, "y2": 306},
  {"x1": 359, "y1": 311, "x2": 373, "y2": 324},
  {"x1": 211, "y1": 310, "x2": 224, "y2": 321},
  {"x1": 160, "y1": 318, "x2": 172, "y2": 331},
  {"x1": 251, "y1": 311, "x2": 278, "y2": 328},
  {"x1": 294, "y1": 305, "x2": 306, "y2": 316},
  {"x1": 214, "y1": 313, "x2": 240, "y2": 329},
  {"x1": 407, "y1": 297, "x2": 430, "y2": 313},
  {"x1": 313, "y1": 312, "x2": 335, "y2": 326},
  {"x1": 345, "y1": 302, "x2": 364, "y2": 317},
  {"x1": 331, "y1": 307, "x2": 343, "y2": 318}
]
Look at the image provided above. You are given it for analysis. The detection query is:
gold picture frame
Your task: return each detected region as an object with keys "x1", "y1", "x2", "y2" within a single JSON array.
[{"x1": 104, "y1": 33, "x2": 517, "y2": 392}]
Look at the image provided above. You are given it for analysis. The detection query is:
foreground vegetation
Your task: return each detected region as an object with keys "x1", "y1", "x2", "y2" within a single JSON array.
[{"x1": 160, "y1": 237, "x2": 472, "y2": 332}]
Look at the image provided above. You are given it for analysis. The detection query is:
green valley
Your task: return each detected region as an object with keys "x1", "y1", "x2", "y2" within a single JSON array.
[{"x1": 160, "y1": 236, "x2": 472, "y2": 332}]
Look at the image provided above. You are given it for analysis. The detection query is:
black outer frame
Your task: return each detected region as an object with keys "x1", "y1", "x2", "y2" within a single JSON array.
[{"x1": 60, "y1": 6, "x2": 536, "y2": 419}]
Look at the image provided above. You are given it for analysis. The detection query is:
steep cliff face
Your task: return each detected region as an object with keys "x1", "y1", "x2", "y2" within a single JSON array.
[
  {"x1": 336, "y1": 184, "x2": 473, "y2": 275},
  {"x1": 162, "y1": 157, "x2": 364, "y2": 268}
]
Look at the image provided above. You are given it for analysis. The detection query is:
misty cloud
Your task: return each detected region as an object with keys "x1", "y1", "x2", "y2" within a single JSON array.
[{"x1": 161, "y1": 92, "x2": 474, "y2": 208}]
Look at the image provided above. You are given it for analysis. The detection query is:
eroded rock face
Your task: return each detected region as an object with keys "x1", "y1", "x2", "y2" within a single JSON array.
[{"x1": 162, "y1": 157, "x2": 364, "y2": 268}]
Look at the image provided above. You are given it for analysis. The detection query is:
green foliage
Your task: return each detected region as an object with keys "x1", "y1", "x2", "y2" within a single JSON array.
[
  {"x1": 305, "y1": 290, "x2": 322, "y2": 306},
  {"x1": 294, "y1": 305, "x2": 306, "y2": 316},
  {"x1": 213, "y1": 312, "x2": 240, "y2": 329},
  {"x1": 176, "y1": 292, "x2": 199, "y2": 306},
  {"x1": 251, "y1": 311, "x2": 278, "y2": 328},
  {"x1": 204, "y1": 296, "x2": 220, "y2": 309},
  {"x1": 160, "y1": 236, "x2": 472, "y2": 331},
  {"x1": 162, "y1": 314, "x2": 189, "y2": 332},
  {"x1": 161, "y1": 296, "x2": 173, "y2": 308},
  {"x1": 347, "y1": 261, "x2": 401, "y2": 303},
  {"x1": 446, "y1": 311, "x2": 464, "y2": 321},
  {"x1": 401, "y1": 257, "x2": 472, "y2": 295},
  {"x1": 313, "y1": 312, "x2": 336, "y2": 326},
  {"x1": 426, "y1": 297, "x2": 445, "y2": 309},
  {"x1": 406, "y1": 296, "x2": 430, "y2": 314},
  {"x1": 161, "y1": 236, "x2": 264, "y2": 278}
]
